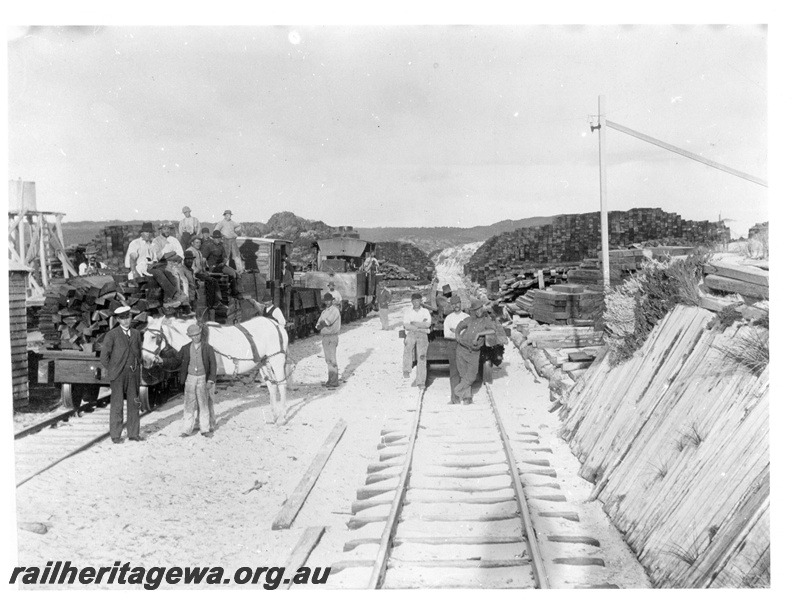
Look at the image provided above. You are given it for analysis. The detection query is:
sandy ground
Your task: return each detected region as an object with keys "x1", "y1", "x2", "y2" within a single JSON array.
[{"x1": 13, "y1": 290, "x2": 650, "y2": 590}]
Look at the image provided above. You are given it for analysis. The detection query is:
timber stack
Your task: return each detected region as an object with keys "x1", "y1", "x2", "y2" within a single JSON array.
[
  {"x1": 376, "y1": 241, "x2": 434, "y2": 283},
  {"x1": 465, "y1": 207, "x2": 729, "y2": 284},
  {"x1": 39, "y1": 275, "x2": 163, "y2": 350},
  {"x1": 702, "y1": 261, "x2": 769, "y2": 303}
]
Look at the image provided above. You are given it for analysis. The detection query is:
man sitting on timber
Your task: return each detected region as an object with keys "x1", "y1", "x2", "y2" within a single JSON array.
[
  {"x1": 453, "y1": 299, "x2": 496, "y2": 405},
  {"x1": 185, "y1": 237, "x2": 225, "y2": 311},
  {"x1": 202, "y1": 230, "x2": 242, "y2": 299},
  {"x1": 125, "y1": 223, "x2": 158, "y2": 278}
]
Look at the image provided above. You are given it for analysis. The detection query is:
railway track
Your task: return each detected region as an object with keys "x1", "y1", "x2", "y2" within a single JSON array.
[
  {"x1": 13, "y1": 388, "x2": 178, "y2": 488},
  {"x1": 327, "y1": 373, "x2": 616, "y2": 589}
]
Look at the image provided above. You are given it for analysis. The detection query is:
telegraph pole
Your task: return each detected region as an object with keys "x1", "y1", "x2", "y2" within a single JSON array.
[{"x1": 595, "y1": 95, "x2": 610, "y2": 289}]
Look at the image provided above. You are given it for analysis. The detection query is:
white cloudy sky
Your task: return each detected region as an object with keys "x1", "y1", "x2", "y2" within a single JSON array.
[{"x1": 7, "y1": 20, "x2": 771, "y2": 237}]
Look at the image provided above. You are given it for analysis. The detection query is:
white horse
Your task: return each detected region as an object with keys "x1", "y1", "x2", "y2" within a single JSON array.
[{"x1": 141, "y1": 315, "x2": 291, "y2": 424}]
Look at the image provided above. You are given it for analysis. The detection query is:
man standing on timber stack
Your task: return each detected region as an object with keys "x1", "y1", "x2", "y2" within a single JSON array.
[
  {"x1": 444, "y1": 295, "x2": 469, "y2": 404},
  {"x1": 316, "y1": 293, "x2": 341, "y2": 388},
  {"x1": 178, "y1": 206, "x2": 201, "y2": 250},
  {"x1": 100, "y1": 306, "x2": 143, "y2": 443},
  {"x1": 453, "y1": 299, "x2": 496, "y2": 405},
  {"x1": 403, "y1": 292, "x2": 432, "y2": 389},
  {"x1": 214, "y1": 209, "x2": 243, "y2": 271}
]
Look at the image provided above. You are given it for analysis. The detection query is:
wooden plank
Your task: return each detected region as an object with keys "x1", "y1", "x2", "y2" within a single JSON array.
[
  {"x1": 704, "y1": 262, "x2": 769, "y2": 287},
  {"x1": 704, "y1": 275, "x2": 768, "y2": 299},
  {"x1": 271, "y1": 419, "x2": 347, "y2": 530},
  {"x1": 283, "y1": 526, "x2": 326, "y2": 589}
]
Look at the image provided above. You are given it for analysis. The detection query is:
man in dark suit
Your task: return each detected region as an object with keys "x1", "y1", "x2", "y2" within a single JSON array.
[{"x1": 100, "y1": 306, "x2": 143, "y2": 443}]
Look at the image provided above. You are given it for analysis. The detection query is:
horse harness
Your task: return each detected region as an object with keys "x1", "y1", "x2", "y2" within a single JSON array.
[{"x1": 206, "y1": 320, "x2": 288, "y2": 383}]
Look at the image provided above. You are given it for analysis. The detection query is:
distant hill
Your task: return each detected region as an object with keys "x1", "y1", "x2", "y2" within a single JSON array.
[
  {"x1": 61, "y1": 214, "x2": 560, "y2": 257},
  {"x1": 358, "y1": 216, "x2": 558, "y2": 254}
]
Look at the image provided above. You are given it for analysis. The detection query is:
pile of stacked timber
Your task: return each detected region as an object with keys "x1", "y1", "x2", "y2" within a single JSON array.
[
  {"x1": 93, "y1": 225, "x2": 139, "y2": 268},
  {"x1": 465, "y1": 208, "x2": 729, "y2": 284},
  {"x1": 702, "y1": 261, "x2": 769, "y2": 302},
  {"x1": 39, "y1": 275, "x2": 163, "y2": 350},
  {"x1": 531, "y1": 284, "x2": 605, "y2": 325},
  {"x1": 566, "y1": 246, "x2": 695, "y2": 287},
  {"x1": 376, "y1": 241, "x2": 435, "y2": 281},
  {"x1": 379, "y1": 260, "x2": 420, "y2": 281}
]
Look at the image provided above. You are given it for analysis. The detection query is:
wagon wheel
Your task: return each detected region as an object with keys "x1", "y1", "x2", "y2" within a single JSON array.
[
  {"x1": 138, "y1": 386, "x2": 151, "y2": 413},
  {"x1": 60, "y1": 383, "x2": 74, "y2": 409}
]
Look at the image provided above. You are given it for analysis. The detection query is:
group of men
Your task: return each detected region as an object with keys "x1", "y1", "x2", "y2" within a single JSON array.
[
  {"x1": 401, "y1": 286, "x2": 500, "y2": 404},
  {"x1": 123, "y1": 207, "x2": 245, "y2": 311},
  {"x1": 99, "y1": 306, "x2": 219, "y2": 443}
]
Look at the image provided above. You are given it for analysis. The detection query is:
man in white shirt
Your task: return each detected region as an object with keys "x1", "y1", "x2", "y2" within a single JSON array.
[
  {"x1": 213, "y1": 209, "x2": 243, "y2": 270},
  {"x1": 125, "y1": 223, "x2": 158, "y2": 278},
  {"x1": 79, "y1": 246, "x2": 107, "y2": 276},
  {"x1": 443, "y1": 295, "x2": 469, "y2": 404},
  {"x1": 152, "y1": 222, "x2": 184, "y2": 259},
  {"x1": 402, "y1": 292, "x2": 432, "y2": 389},
  {"x1": 178, "y1": 206, "x2": 201, "y2": 249},
  {"x1": 326, "y1": 279, "x2": 343, "y2": 307}
]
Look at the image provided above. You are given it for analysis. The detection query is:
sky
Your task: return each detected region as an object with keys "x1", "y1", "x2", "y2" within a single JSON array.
[{"x1": 6, "y1": 22, "x2": 771, "y2": 238}]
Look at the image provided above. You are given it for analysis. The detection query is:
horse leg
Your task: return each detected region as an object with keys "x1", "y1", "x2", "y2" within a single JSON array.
[{"x1": 259, "y1": 366, "x2": 279, "y2": 424}]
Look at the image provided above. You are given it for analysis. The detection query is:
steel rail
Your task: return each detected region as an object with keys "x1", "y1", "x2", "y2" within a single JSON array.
[
  {"x1": 484, "y1": 381, "x2": 551, "y2": 589},
  {"x1": 367, "y1": 387, "x2": 425, "y2": 589}
]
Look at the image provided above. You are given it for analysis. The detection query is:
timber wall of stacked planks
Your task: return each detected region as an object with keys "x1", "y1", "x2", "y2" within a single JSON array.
[
  {"x1": 465, "y1": 208, "x2": 729, "y2": 284},
  {"x1": 9, "y1": 269, "x2": 30, "y2": 407},
  {"x1": 559, "y1": 305, "x2": 768, "y2": 587}
]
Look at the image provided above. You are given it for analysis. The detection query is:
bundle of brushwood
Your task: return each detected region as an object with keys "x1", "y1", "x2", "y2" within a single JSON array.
[
  {"x1": 378, "y1": 260, "x2": 420, "y2": 281},
  {"x1": 702, "y1": 260, "x2": 769, "y2": 301},
  {"x1": 39, "y1": 275, "x2": 162, "y2": 350}
]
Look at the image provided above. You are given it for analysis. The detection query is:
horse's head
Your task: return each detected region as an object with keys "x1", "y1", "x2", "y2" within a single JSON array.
[{"x1": 141, "y1": 315, "x2": 167, "y2": 369}]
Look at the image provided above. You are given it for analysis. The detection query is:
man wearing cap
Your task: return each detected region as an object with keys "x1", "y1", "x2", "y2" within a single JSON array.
[
  {"x1": 100, "y1": 306, "x2": 143, "y2": 443},
  {"x1": 78, "y1": 246, "x2": 107, "y2": 276},
  {"x1": 377, "y1": 281, "x2": 392, "y2": 330},
  {"x1": 203, "y1": 230, "x2": 242, "y2": 299},
  {"x1": 178, "y1": 206, "x2": 201, "y2": 250},
  {"x1": 403, "y1": 292, "x2": 432, "y2": 388},
  {"x1": 316, "y1": 293, "x2": 342, "y2": 388},
  {"x1": 174, "y1": 323, "x2": 217, "y2": 438},
  {"x1": 444, "y1": 295, "x2": 469, "y2": 404},
  {"x1": 453, "y1": 299, "x2": 496, "y2": 405},
  {"x1": 213, "y1": 210, "x2": 243, "y2": 270},
  {"x1": 125, "y1": 223, "x2": 158, "y2": 278}
]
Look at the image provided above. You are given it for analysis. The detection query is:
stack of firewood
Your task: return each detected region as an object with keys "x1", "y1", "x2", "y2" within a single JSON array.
[{"x1": 39, "y1": 275, "x2": 164, "y2": 350}]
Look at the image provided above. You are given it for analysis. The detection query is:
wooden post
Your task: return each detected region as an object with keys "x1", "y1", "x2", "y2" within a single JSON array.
[
  {"x1": 536, "y1": 268, "x2": 545, "y2": 290},
  {"x1": 597, "y1": 95, "x2": 610, "y2": 289},
  {"x1": 39, "y1": 214, "x2": 49, "y2": 287}
]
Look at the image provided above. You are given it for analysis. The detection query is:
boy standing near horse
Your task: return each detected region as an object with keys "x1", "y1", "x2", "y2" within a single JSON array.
[
  {"x1": 316, "y1": 292, "x2": 341, "y2": 388},
  {"x1": 176, "y1": 323, "x2": 218, "y2": 438}
]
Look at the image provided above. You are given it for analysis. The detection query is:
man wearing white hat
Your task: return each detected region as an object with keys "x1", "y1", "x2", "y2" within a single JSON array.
[
  {"x1": 213, "y1": 209, "x2": 243, "y2": 270},
  {"x1": 99, "y1": 306, "x2": 143, "y2": 443},
  {"x1": 174, "y1": 323, "x2": 217, "y2": 438},
  {"x1": 178, "y1": 206, "x2": 201, "y2": 250}
]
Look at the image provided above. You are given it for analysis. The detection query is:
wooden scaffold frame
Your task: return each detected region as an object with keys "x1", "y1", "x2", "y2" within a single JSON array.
[{"x1": 8, "y1": 180, "x2": 77, "y2": 304}]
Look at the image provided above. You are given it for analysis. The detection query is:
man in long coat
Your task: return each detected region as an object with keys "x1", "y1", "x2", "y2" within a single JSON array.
[{"x1": 99, "y1": 306, "x2": 143, "y2": 443}]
